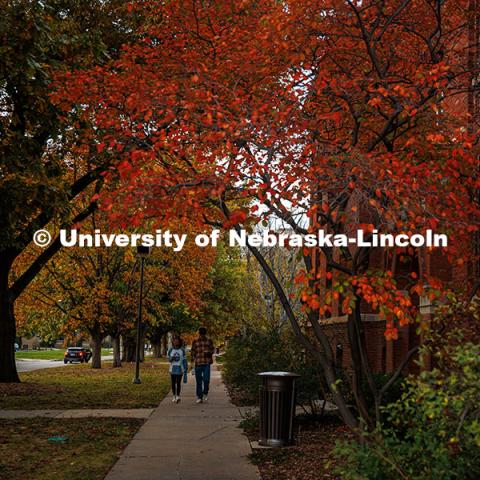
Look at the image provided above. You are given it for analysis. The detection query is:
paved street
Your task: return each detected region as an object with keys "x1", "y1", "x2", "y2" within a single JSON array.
[
  {"x1": 105, "y1": 365, "x2": 260, "y2": 480},
  {"x1": 15, "y1": 359, "x2": 68, "y2": 373},
  {"x1": 16, "y1": 355, "x2": 114, "y2": 373}
]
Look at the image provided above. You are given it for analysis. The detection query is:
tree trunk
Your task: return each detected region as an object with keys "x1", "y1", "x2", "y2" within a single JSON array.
[
  {"x1": 161, "y1": 334, "x2": 168, "y2": 356},
  {"x1": 90, "y1": 334, "x2": 103, "y2": 369},
  {"x1": 0, "y1": 255, "x2": 19, "y2": 383},
  {"x1": 122, "y1": 332, "x2": 146, "y2": 362},
  {"x1": 151, "y1": 336, "x2": 162, "y2": 358},
  {"x1": 122, "y1": 335, "x2": 136, "y2": 362},
  {"x1": 150, "y1": 329, "x2": 168, "y2": 358},
  {"x1": 0, "y1": 288, "x2": 19, "y2": 383},
  {"x1": 243, "y1": 236, "x2": 360, "y2": 430},
  {"x1": 347, "y1": 308, "x2": 373, "y2": 428},
  {"x1": 112, "y1": 335, "x2": 121, "y2": 368}
]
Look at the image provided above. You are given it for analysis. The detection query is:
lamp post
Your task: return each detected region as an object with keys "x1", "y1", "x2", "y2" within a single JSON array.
[{"x1": 133, "y1": 245, "x2": 151, "y2": 384}]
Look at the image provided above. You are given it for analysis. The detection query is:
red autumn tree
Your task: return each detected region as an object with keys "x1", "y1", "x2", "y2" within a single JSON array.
[{"x1": 56, "y1": 0, "x2": 480, "y2": 430}]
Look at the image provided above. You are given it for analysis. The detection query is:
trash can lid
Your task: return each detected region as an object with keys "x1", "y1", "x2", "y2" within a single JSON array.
[{"x1": 257, "y1": 371, "x2": 300, "y2": 377}]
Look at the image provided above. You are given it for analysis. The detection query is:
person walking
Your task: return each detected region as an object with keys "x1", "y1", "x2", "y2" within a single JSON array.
[
  {"x1": 191, "y1": 327, "x2": 214, "y2": 404},
  {"x1": 167, "y1": 336, "x2": 188, "y2": 403}
]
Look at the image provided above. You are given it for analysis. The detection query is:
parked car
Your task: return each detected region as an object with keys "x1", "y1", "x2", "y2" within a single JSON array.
[{"x1": 64, "y1": 347, "x2": 92, "y2": 364}]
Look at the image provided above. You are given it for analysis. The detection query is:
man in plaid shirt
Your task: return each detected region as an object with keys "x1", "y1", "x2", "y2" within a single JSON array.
[{"x1": 191, "y1": 327, "x2": 214, "y2": 403}]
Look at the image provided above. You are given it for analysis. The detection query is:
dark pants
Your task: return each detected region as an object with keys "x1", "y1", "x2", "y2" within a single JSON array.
[
  {"x1": 195, "y1": 364, "x2": 211, "y2": 398},
  {"x1": 171, "y1": 374, "x2": 182, "y2": 395}
]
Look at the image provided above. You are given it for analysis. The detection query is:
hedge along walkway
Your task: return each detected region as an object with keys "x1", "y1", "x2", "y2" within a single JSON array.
[{"x1": 105, "y1": 365, "x2": 260, "y2": 480}]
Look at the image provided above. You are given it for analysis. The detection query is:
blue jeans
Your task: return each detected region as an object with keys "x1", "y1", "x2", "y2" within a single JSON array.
[{"x1": 195, "y1": 364, "x2": 211, "y2": 398}]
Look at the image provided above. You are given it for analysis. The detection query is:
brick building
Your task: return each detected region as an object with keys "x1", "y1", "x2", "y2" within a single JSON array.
[{"x1": 315, "y1": 246, "x2": 457, "y2": 375}]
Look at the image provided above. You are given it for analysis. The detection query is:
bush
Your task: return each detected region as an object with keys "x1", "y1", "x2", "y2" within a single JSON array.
[
  {"x1": 334, "y1": 342, "x2": 480, "y2": 480},
  {"x1": 223, "y1": 328, "x2": 325, "y2": 408},
  {"x1": 360, "y1": 372, "x2": 405, "y2": 421},
  {"x1": 239, "y1": 409, "x2": 260, "y2": 433}
]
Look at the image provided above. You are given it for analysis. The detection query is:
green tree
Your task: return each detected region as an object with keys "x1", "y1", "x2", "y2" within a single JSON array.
[
  {"x1": 0, "y1": 0, "x2": 138, "y2": 381},
  {"x1": 200, "y1": 244, "x2": 265, "y2": 342}
]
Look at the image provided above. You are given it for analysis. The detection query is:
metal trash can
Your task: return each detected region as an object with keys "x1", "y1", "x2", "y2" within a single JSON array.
[{"x1": 258, "y1": 371, "x2": 300, "y2": 447}]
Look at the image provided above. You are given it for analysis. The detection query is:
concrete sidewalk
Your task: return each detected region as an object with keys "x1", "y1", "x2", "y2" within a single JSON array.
[
  {"x1": 0, "y1": 409, "x2": 154, "y2": 419},
  {"x1": 105, "y1": 365, "x2": 259, "y2": 480}
]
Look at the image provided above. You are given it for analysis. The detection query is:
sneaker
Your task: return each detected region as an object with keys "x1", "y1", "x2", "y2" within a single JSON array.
[
  {"x1": 176, "y1": 396, "x2": 181, "y2": 403},
  {"x1": 196, "y1": 397, "x2": 203, "y2": 404},
  {"x1": 203, "y1": 395, "x2": 208, "y2": 403},
  {"x1": 172, "y1": 395, "x2": 177, "y2": 403}
]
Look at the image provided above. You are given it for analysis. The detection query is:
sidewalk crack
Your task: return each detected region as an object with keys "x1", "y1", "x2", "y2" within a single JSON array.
[{"x1": 197, "y1": 425, "x2": 229, "y2": 440}]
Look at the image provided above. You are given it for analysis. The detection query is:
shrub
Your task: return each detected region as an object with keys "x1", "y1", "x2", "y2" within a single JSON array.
[
  {"x1": 360, "y1": 372, "x2": 406, "y2": 422},
  {"x1": 334, "y1": 342, "x2": 480, "y2": 480},
  {"x1": 223, "y1": 328, "x2": 325, "y2": 408}
]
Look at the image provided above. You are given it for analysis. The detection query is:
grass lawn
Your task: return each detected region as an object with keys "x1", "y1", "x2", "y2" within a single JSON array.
[
  {"x1": 0, "y1": 360, "x2": 170, "y2": 409},
  {"x1": 0, "y1": 417, "x2": 142, "y2": 480},
  {"x1": 15, "y1": 348, "x2": 112, "y2": 361}
]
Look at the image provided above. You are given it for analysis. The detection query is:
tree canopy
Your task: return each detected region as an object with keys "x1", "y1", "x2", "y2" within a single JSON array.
[{"x1": 56, "y1": 0, "x2": 480, "y2": 428}]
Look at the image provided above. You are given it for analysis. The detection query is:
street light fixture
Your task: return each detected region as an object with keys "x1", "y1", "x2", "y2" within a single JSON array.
[{"x1": 132, "y1": 245, "x2": 151, "y2": 384}]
